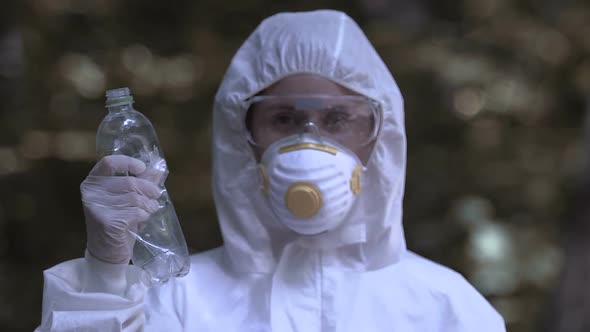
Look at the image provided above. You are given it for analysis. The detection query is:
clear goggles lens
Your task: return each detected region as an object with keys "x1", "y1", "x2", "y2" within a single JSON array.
[{"x1": 245, "y1": 95, "x2": 381, "y2": 150}]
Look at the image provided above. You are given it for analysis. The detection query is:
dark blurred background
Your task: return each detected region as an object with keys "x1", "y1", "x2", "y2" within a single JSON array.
[{"x1": 1, "y1": 0, "x2": 589, "y2": 331}]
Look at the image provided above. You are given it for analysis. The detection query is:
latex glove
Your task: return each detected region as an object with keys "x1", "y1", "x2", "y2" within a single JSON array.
[{"x1": 81, "y1": 155, "x2": 163, "y2": 264}]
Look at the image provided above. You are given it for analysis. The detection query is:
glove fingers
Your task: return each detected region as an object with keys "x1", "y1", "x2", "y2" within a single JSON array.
[
  {"x1": 136, "y1": 153, "x2": 169, "y2": 186},
  {"x1": 82, "y1": 175, "x2": 162, "y2": 199},
  {"x1": 85, "y1": 206, "x2": 150, "y2": 264},
  {"x1": 90, "y1": 155, "x2": 147, "y2": 176},
  {"x1": 126, "y1": 177, "x2": 163, "y2": 199},
  {"x1": 84, "y1": 192, "x2": 160, "y2": 214},
  {"x1": 137, "y1": 162, "x2": 168, "y2": 187}
]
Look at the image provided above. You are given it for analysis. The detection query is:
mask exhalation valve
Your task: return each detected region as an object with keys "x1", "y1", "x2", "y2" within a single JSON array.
[{"x1": 285, "y1": 182, "x2": 323, "y2": 219}]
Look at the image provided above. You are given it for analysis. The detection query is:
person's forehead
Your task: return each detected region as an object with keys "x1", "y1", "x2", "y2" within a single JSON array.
[{"x1": 261, "y1": 74, "x2": 358, "y2": 96}]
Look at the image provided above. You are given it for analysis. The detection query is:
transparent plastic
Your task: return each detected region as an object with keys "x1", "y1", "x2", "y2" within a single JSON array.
[{"x1": 96, "y1": 87, "x2": 190, "y2": 286}]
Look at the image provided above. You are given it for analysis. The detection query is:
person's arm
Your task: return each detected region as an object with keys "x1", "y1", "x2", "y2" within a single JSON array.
[
  {"x1": 36, "y1": 252, "x2": 147, "y2": 332},
  {"x1": 36, "y1": 155, "x2": 173, "y2": 331},
  {"x1": 445, "y1": 274, "x2": 506, "y2": 332}
]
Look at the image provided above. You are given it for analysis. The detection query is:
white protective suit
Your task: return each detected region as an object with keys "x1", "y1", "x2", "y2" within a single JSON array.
[{"x1": 37, "y1": 9, "x2": 506, "y2": 332}]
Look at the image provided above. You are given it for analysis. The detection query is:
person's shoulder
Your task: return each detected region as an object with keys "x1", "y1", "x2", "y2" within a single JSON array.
[
  {"x1": 396, "y1": 251, "x2": 473, "y2": 290},
  {"x1": 391, "y1": 251, "x2": 506, "y2": 331},
  {"x1": 394, "y1": 251, "x2": 485, "y2": 301}
]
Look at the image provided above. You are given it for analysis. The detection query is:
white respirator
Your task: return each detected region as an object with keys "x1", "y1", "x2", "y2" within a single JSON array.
[{"x1": 259, "y1": 135, "x2": 364, "y2": 235}]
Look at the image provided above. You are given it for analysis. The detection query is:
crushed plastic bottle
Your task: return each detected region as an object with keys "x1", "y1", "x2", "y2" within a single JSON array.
[{"x1": 96, "y1": 87, "x2": 190, "y2": 285}]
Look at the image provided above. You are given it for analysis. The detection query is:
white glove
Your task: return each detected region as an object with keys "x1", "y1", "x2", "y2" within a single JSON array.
[{"x1": 81, "y1": 155, "x2": 163, "y2": 264}]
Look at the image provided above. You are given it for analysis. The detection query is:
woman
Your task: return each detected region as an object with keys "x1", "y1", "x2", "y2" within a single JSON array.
[{"x1": 37, "y1": 10, "x2": 505, "y2": 331}]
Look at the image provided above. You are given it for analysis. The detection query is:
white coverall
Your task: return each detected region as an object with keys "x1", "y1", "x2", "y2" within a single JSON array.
[{"x1": 37, "y1": 10, "x2": 506, "y2": 332}]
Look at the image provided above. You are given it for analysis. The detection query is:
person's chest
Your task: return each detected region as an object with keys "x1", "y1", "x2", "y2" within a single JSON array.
[{"x1": 172, "y1": 253, "x2": 443, "y2": 332}]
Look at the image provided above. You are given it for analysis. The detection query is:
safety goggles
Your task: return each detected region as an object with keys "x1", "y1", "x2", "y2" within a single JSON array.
[{"x1": 245, "y1": 95, "x2": 382, "y2": 151}]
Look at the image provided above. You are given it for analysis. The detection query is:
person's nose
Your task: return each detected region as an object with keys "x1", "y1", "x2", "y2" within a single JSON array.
[{"x1": 303, "y1": 121, "x2": 321, "y2": 137}]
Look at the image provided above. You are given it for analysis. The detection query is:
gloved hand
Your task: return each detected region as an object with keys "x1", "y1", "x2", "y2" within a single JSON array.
[{"x1": 81, "y1": 155, "x2": 163, "y2": 264}]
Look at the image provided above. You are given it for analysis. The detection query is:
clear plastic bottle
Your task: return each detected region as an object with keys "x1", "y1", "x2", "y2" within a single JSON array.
[{"x1": 96, "y1": 87, "x2": 190, "y2": 285}]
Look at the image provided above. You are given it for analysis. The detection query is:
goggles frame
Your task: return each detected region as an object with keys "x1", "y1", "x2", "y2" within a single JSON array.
[{"x1": 243, "y1": 94, "x2": 383, "y2": 149}]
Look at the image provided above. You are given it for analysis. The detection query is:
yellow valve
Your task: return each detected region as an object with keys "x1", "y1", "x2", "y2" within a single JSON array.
[{"x1": 285, "y1": 182, "x2": 323, "y2": 219}]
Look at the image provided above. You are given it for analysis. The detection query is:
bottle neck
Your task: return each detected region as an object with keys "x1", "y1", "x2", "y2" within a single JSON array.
[{"x1": 107, "y1": 102, "x2": 134, "y2": 113}]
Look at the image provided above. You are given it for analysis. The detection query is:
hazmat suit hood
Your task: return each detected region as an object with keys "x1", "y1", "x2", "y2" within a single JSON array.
[{"x1": 212, "y1": 9, "x2": 407, "y2": 274}]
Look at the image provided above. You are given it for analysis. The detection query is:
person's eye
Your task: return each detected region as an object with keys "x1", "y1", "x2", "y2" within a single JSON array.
[
  {"x1": 322, "y1": 110, "x2": 351, "y2": 131},
  {"x1": 271, "y1": 111, "x2": 299, "y2": 128}
]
